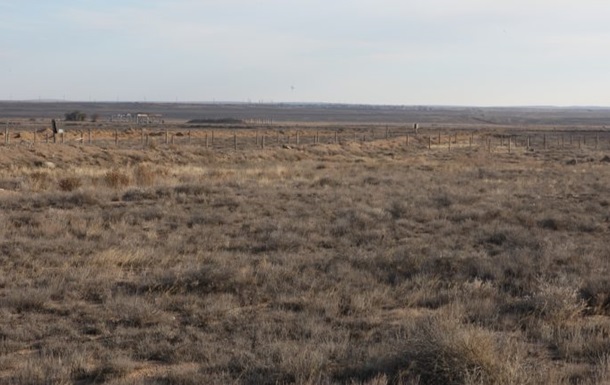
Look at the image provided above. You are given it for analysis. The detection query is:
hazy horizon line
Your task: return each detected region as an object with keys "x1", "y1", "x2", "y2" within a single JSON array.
[{"x1": 1, "y1": 99, "x2": 609, "y2": 110}]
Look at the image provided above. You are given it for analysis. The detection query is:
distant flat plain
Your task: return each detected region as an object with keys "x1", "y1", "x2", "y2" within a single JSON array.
[{"x1": 2, "y1": 101, "x2": 610, "y2": 126}]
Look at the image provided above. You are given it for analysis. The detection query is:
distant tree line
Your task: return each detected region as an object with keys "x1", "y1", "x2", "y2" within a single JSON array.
[
  {"x1": 64, "y1": 111, "x2": 87, "y2": 121},
  {"x1": 64, "y1": 111, "x2": 100, "y2": 122}
]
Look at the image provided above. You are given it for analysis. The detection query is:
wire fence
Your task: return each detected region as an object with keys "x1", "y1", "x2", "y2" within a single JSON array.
[{"x1": 3, "y1": 122, "x2": 610, "y2": 153}]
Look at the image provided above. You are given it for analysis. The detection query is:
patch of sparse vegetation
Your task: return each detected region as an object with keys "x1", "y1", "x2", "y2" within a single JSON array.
[{"x1": 0, "y1": 125, "x2": 609, "y2": 384}]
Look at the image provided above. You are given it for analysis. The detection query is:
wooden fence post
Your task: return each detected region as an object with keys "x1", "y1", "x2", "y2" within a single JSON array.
[
  {"x1": 80, "y1": 131, "x2": 84, "y2": 145},
  {"x1": 406, "y1": 134, "x2": 409, "y2": 147},
  {"x1": 88, "y1": 128, "x2": 92, "y2": 145},
  {"x1": 165, "y1": 130, "x2": 169, "y2": 145},
  {"x1": 262, "y1": 135, "x2": 265, "y2": 150}
]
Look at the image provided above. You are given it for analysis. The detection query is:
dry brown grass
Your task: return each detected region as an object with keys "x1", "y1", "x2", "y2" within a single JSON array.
[{"x1": 0, "y1": 127, "x2": 610, "y2": 384}]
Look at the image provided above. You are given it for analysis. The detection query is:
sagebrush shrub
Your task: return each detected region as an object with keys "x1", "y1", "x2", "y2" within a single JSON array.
[
  {"x1": 104, "y1": 169, "x2": 130, "y2": 189},
  {"x1": 58, "y1": 177, "x2": 82, "y2": 192},
  {"x1": 29, "y1": 171, "x2": 51, "y2": 191},
  {"x1": 134, "y1": 164, "x2": 156, "y2": 186}
]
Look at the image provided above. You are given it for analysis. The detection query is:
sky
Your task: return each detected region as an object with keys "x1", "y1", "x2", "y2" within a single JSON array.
[{"x1": 1, "y1": 0, "x2": 610, "y2": 106}]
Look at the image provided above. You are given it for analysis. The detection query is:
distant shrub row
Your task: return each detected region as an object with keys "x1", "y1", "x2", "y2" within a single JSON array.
[{"x1": 64, "y1": 110, "x2": 100, "y2": 122}]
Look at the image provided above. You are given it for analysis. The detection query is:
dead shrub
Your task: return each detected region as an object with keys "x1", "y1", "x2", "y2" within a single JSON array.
[
  {"x1": 580, "y1": 278, "x2": 610, "y2": 316},
  {"x1": 0, "y1": 178, "x2": 22, "y2": 191},
  {"x1": 134, "y1": 163, "x2": 156, "y2": 186},
  {"x1": 313, "y1": 176, "x2": 341, "y2": 187},
  {"x1": 141, "y1": 264, "x2": 237, "y2": 295},
  {"x1": 403, "y1": 316, "x2": 525, "y2": 385},
  {"x1": 121, "y1": 188, "x2": 158, "y2": 202},
  {"x1": 432, "y1": 192, "x2": 453, "y2": 208},
  {"x1": 540, "y1": 319, "x2": 610, "y2": 363},
  {"x1": 39, "y1": 191, "x2": 99, "y2": 209},
  {"x1": 1, "y1": 287, "x2": 50, "y2": 313},
  {"x1": 58, "y1": 176, "x2": 82, "y2": 192},
  {"x1": 104, "y1": 169, "x2": 130, "y2": 189},
  {"x1": 29, "y1": 171, "x2": 51, "y2": 191},
  {"x1": 538, "y1": 217, "x2": 561, "y2": 231},
  {"x1": 503, "y1": 281, "x2": 585, "y2": 325},
  {"x1": 174, "y1": 184, "x2": 209, "y2": 196},
  {"x1": 107, "y1": 295, "x2": 171, "y2": 328},
  {"x1": 73, "y1": 353, "x2": 135, "y2": 383},
  {"x1": 336, "y1": 315, "x2": 530, "y2": 385},
  {"x1": 387, "y1": 200, "x2": 408, "y2": 220},
  {"x1": 134, "y1": 333, "x2": 176, "y2": 363}
]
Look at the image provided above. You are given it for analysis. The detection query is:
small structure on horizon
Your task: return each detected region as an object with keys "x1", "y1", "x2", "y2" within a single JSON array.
[
  {"x1": 110, "y1": 113, "x2": 163, "y2": 125},
  {"x1": 110, "y1": 113, "x2": 133, "y2": 123},
  {"x1": 136, "y1": 113, "x2": 163, "y2": 125}
]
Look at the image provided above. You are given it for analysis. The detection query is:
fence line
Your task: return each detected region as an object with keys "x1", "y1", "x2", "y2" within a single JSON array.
[{"x1": 2, "y1": 124, "x2": 610, "y2": 153}]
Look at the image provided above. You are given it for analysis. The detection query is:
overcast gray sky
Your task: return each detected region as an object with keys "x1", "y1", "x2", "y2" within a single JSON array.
[{"x1": 1, "y1": 0, "x2": 609, "y2": 106}]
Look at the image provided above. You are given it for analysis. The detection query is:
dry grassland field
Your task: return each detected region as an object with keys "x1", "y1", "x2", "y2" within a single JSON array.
[{"x1": 1, "y1": 116, "x2": 610, "y2": 384}]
